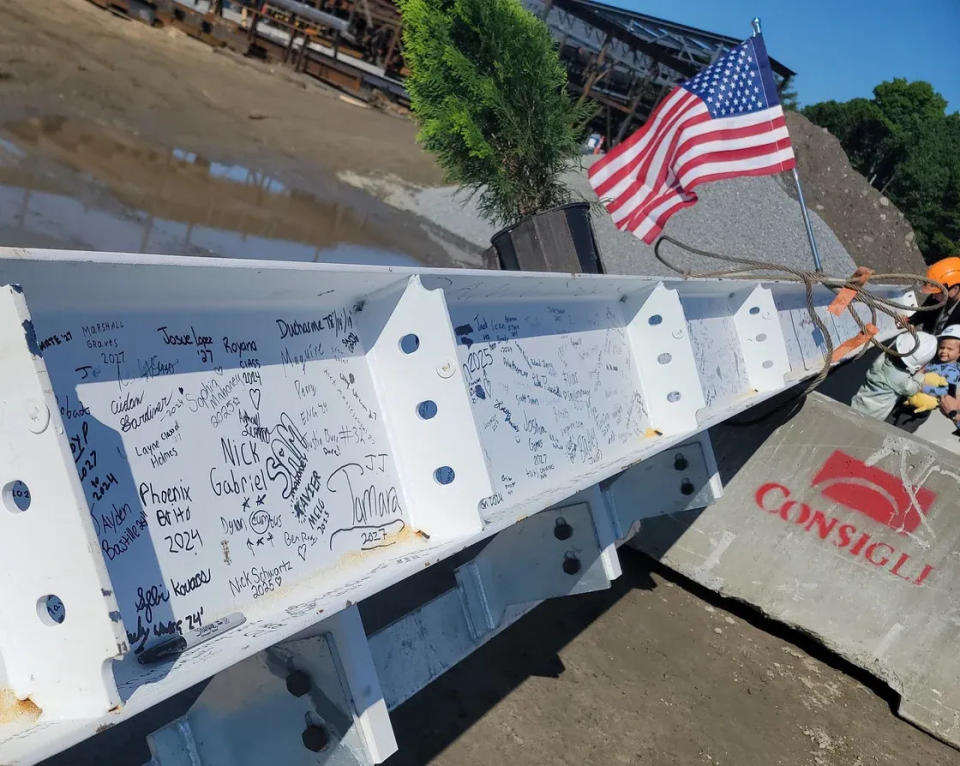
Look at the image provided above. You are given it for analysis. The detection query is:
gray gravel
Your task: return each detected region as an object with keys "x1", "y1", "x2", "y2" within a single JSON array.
[
  {"x1": 390, "y1": 155, "x2": 857, "y2": 277},
  {"x1": 411, "y1": 185, "x2": 502, "y2": 253},
  {"x1": 575, "y1": 155, "x2": 856, "y2": 277}
]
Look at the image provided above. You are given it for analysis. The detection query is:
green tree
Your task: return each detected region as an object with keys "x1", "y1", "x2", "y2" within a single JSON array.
[
  {"x1": 804, "y1": 79, "x2": 960, "y2": 260},
  {"x1": 778, "y1": 82, "x2": 799, "y2": 111},
  {"x1": 873, "y1": 79, "x2": 947, "y2": 127},
  {"x1": 398, "y1": 0, "x2": 592, "y2": 226},
  {"x1": 803, "y1": 97, "x2": 900, "y2": 187}
]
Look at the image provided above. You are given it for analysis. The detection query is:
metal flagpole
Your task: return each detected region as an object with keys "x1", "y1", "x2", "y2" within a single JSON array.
[
  {"x1": 752, "y1": 17, "x2": 824, "y2": 273},
  {"x1": 790, "y1": 165, "x2": 824, "y2": 272}
]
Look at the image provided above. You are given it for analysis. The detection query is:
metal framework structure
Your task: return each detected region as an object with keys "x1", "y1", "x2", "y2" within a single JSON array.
[
  {"x1": 528, "y1": 0, "x2": 795, "y2": 147},
  {"x1": 0, "y1": 249, "x2": 906, "y2": 764},
  {"x1": 87, "y1": 0, "x2": 409, "y2": 102},
  {"x1": 84, "y1": 0, "x2": 793, "y2": 143}
]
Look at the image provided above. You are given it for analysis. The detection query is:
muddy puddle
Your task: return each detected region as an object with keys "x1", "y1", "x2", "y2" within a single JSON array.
[{"x1": 0, "y1": 116, "x2": 418, "y2": 265}]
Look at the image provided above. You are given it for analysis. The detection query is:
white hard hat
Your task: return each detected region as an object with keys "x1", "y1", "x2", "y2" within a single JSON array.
[
  {"x1": 895, "y1": 331, "x2": 937, "y2": 372},
  {"x1": 938, "y1": 324, "x2": 960, "y2": 341}
]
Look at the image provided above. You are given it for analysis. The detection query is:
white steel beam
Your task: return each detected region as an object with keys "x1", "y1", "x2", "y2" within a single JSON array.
[
  {"x1": 370, "y1": 436, "x2": 719, "y2": 715},
  {"x1": 146, "y1": 606, "x2": 385, "y2": 766},
  {"x1": 148, "y1": 436, "x2": 719, "y2": 766},
  {"x1": 0, "y1": 249, "x2": 910, "y2": 763}
]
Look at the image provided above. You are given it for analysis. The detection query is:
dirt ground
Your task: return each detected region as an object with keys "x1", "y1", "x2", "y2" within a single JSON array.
[
  {"x1": 779, "y1": 112, "x2": 927, "y2": 275},
  {"x1": 45, "y1": 551, "x2": 960, "y2": 766},
  {"x1": 0, "y1": 0, "x2": 486, "y2": 267},
  {"x1": 0, "y1": 0, "x2": 441, "y2": 184},
  {"x1": 4, "y1": 1, "x2": 958, "y2": 764},
  {"x1": 386, "y1": 552, "x2": 960, "y2": 766}
]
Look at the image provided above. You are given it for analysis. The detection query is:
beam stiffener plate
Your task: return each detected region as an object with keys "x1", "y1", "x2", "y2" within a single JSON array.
[{"x1": 0, "y1": 286, "x2": 124, "y2": 722}]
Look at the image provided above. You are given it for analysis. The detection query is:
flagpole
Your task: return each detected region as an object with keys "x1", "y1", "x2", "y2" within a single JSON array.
[{"x1": 752, "y1": 17, "x2": 824, "y2": 273}]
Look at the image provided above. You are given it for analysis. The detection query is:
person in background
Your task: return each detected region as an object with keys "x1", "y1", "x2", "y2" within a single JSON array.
[
  {"x1": 939, "y1": 385, "x2": 960, "y2": 429},
  {"x1": 910, "y1": 256, "x2": 960, "y2": 334},
  {"x1": 851, "y1": 331, "x2": 938, "y2": 420},
  {"x1": 886, "y1": 325, "x2": 960, "y2": 433}
]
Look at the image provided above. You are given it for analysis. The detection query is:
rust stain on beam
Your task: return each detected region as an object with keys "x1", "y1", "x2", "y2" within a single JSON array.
[{"x1": 0, "y1": 689, "x2": 41, "y2": 727}]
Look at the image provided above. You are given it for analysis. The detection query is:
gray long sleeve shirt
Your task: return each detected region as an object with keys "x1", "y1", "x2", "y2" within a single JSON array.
[{"x1": 850, "y1": 355, "x2": 924, "y2": 420}]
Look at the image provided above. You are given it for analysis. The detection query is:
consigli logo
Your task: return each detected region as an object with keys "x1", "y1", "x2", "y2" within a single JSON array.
[
  {"x1": 811, "y1": 450, "x2": 935, "y2": 534},
  {"x1": 753, "y1": 451, "x2": 936, "y2": 586}
]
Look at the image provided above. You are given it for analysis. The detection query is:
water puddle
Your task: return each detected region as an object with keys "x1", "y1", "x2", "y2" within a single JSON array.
[{"x1": 0, "y1": 116, "x2": 418, "y2": 266}]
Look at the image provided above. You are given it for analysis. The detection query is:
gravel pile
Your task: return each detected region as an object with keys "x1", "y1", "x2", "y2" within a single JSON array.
[
  {"x1": 573, "y1": 156, "x2": 856, "y2": 277},
  {"x1": 778, "y1": 112, "x2": 927, "y2": 275},
  {"x1": 344, "y1": 111, "x2": 926, "y2": 280},
  {"x1": 373, "y1": 160, "x2": 857, "y2": 278}
]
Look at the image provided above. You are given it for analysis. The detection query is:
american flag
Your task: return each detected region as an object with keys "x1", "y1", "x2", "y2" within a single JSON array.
[{"x1": 588, "y1": 32, "x2": 795, "y2": 244}]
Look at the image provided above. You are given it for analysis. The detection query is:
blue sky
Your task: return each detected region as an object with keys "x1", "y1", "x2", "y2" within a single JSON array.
[{"x1": 615, "y1": 0, "x2": 960, "y2": 113}]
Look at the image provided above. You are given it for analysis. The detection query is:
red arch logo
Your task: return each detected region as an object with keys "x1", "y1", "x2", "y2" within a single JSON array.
[{"x1": 811, "y1": 450, "x2": 936, "y2": 535}]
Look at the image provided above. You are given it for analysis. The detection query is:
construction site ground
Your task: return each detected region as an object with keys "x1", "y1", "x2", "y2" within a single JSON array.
[
  {"x1": 2, "y1": 1, "x2": 953, "y2": 764},
  {"x1": 48, "y1": 552, "x2": 960, "y2": 766}
]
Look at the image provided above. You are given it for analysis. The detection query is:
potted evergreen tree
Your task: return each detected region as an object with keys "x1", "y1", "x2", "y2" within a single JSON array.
[{"x1": 399, "y1": 0, "x2": 601, "y2": 273}]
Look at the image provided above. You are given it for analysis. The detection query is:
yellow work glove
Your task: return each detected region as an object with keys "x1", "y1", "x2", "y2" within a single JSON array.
[
  {"x1": 923, "y1": 372, "x2": 948, "y2": 388},
  {"x1": 908, "y1": 392, "x2": 939, "y2": 413}
]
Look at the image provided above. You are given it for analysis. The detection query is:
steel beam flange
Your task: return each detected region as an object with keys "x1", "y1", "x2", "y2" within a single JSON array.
[
  {"x1": 362, "y1": 276, "x2": 489, "y2": 542},
  {"x1": 0, "y1": 286, "x2": 125, "y2": 723},
  {"x1": 622, "y1": 282, "x2": 706, "y2": 435},
  {"x1": 455, "y1": 503, "x2": 610, "y2": 640},
  {"x1": 147, "y1": 607, "x2": 395, "y2": 766},
  {"x1": 732, "y1": 285, "x2": 790, "y2": 393},
  {"x1": 603, "y1": 432, "x2": 722, "y2": 541}
]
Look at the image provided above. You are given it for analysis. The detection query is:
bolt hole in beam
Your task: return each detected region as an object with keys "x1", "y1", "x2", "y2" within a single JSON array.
[
  {"x1": 648, "y1": 314, "x2": 663, "y2": 326},
  {"x1": 553, "y1": 518, "x2": 573, "y2": 540},
  {"x1": 749, "y1": 306, "x2": 760, "y2": 315},
  {"x1": 2, "y1": 479, "x2": 30, "y2": 512},
  {"x1": 37, "y1": 595, "x2": 65, "y2": 625},
  {"x1": 416, "y1": 400, "x2": 438, "y2": 420},
  {"x1": 657, "y1": 352, "x2": 672, "y2": 365},
  {"x1": 399, "y1": 333, "x2": 420, "y2": 354},
  {"x1": 673, "y1": 454, "x2": 688, "y2": 471},
  {"x1": 434, "y1": 466, "x2": 455, "y2": 485},
  {"x1": 756, "y1": 333, "x2": 767, "y2": 342},
  {"x1": 762, "y1": 360, "x2": 774, "y2": 369},
  {"x1": 562, "y1": 554, "x2": 582, "y2": 575},
  {"x1": 666, "y1": 391, "x2": 682, "y2": 403},
  {"x1": 680, "y1": 479, "x2": 695, "y2": 496}
]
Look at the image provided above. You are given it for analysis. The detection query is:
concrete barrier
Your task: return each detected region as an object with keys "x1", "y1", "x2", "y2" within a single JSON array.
[{"x1": 631, "y1": 392, "x2": 960, "y2": 748}]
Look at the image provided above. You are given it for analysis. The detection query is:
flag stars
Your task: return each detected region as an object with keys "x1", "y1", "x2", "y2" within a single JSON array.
[{"x1": 682, "y1": 40, "x2": 771, "y2": 119}]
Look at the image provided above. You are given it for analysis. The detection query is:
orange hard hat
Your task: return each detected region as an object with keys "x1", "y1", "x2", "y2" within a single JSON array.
[{"x1": 923, "y1": 257, "x2": 960, "y2": 293}]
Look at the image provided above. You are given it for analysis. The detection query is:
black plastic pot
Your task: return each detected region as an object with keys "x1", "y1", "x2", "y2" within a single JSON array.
[{"x1": 490, "y1": 202, "x2": 603, "y2": 274}]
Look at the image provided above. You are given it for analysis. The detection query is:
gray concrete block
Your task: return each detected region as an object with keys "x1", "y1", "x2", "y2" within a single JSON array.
[{"x1": 630, "y1": 392, "x2": 960, "y2": 748}]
